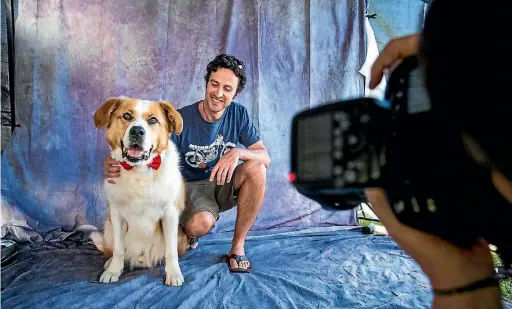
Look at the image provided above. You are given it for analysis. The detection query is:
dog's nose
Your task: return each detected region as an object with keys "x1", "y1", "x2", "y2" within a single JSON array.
[{"x1": 129, "y1": 126, "x2": 145, "y2": 139}]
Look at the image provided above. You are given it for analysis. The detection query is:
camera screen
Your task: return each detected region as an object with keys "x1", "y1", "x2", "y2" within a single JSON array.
[{"x1": 296, "y1": 113, "x2": 333, "y2": 181}]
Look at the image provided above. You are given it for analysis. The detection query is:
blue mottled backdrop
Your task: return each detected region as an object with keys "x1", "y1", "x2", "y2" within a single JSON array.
[
  {"x1": 0, "y1": 0, "x2": 437, "y2": 240},
  {"x1": 2, "y1": 0, "x2": 393, "y2": 235}
]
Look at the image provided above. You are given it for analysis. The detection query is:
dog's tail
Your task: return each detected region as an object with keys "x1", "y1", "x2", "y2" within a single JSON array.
[
  {"x1": 90, "y1": 217, "x2": 114, "y2": 257},
  {"x1": 90, "y1": 231, "x2": 105, "y2": 252}
]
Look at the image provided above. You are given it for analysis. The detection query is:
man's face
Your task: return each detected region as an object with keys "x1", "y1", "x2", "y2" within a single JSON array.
[{"x1": 204, "y1": 68, "x2": 239, "y2": 113}]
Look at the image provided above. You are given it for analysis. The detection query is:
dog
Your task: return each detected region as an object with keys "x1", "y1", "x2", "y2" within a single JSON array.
[{"x1": 90, "y1": 97, "x2": 189, "y2": 287}]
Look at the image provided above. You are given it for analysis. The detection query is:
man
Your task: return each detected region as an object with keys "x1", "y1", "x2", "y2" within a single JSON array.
[{"x1": 103, "y1": 54, "x2": 270, "y2": 273}]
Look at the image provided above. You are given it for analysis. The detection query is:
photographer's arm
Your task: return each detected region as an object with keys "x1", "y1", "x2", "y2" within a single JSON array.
[
  {"x1": 433, "y1": 289, "x2": 503, "y2": 309},
  {"x1": 365, "y1": 188, "x2": 504, "y2": 309}
]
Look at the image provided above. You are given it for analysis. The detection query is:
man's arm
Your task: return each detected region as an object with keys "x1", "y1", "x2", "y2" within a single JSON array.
[
  {"x1": 238, "y1": 141, "x2": 270, "y2": 168},
  {"x1": 210, "y1": 141, "x2": 270, "y2": 184}
]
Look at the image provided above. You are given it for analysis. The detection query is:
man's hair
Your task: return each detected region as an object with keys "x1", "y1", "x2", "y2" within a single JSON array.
[{"x1": 204, "y1": 54, "x2": 247, "y2": 95}]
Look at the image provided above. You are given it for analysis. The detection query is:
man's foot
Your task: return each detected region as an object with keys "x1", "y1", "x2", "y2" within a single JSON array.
[
  {"x1": 227, "y1": 247, "x2": 252, "y2": 273},
  {"x1": 188, "y1": 237, "x2": 199, "y2": 250}
]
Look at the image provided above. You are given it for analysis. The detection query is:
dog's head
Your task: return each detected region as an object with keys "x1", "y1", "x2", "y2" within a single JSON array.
[{"x1": 94, "y1": 97, "x2": 183, "y2": 165}]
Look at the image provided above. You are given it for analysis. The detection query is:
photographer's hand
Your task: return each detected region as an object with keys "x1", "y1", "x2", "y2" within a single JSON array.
[
  {"x1": 365, "y1": 188, "x2": 503, "y2": 309},
  {"x1": 369, "y1": 33, "x2": 420, "y2": 89}
]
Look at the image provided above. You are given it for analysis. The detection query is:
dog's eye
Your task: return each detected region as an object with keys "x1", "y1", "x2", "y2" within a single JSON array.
[
  {"x1": 148, "y1": 117, "x2": 158, "y2": 125},
  {"x1": 123, "y1": 113, "x2": 132, "y2": 120}
]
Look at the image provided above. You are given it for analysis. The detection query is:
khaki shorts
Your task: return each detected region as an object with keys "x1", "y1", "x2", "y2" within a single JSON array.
[{"x1": 179, "y1": 165, "x2": 240, "y2": 227}]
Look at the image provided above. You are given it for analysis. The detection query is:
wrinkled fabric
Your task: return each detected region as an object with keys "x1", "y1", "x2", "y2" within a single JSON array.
[
  {"x1": 0, "y1": 0, "x2": 372, "y2": 235},
  {"x1": 4, "y1": 228, "x2": 512, "y2": 308},
  {"x1": 360, "y1": 16, "x2": 387, "y2": 100},
  {"x1": 1, "y1": 227, "x2": 436, "y2": 309}
]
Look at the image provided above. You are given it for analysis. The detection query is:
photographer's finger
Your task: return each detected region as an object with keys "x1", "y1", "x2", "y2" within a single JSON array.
[
  {"x1": 369, "y1": 34, "x2": 420, "y2": 89},
  {"x1": 369, "y1": 44, "x2": 398, "y2": 89}
]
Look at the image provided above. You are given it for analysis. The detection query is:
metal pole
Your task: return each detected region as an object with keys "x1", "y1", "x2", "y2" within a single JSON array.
[{"x1": 4, "y1": 0, "x2": 17, "y2": 135}]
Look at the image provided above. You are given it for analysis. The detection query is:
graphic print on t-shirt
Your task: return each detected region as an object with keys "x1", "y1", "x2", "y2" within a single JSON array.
[{"x1": 184, "y1": 134, "x2": 237, "y2": 169}]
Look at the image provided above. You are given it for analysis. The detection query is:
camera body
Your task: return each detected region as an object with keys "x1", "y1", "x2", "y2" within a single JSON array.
[{"x1": 290, "y1": 55, "x2": 512, "y2": 268}]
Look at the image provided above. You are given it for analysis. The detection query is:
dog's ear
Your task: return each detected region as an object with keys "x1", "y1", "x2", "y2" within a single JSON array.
[
  {"x1": 159, "y1": 101, "x2": 183, "y2": 135},
  {"x1": 94, "y1": 97, "x2": 123, "y2": 129}
]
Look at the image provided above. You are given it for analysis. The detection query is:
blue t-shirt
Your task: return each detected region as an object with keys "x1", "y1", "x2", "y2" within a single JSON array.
[{"x1": 171, "y1": 101, "x2": 260, "y2": 182}]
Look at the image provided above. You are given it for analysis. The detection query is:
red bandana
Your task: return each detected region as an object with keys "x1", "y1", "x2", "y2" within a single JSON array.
[{"x1": 120, "y1": 155, "x2": 162, "y2": 171}]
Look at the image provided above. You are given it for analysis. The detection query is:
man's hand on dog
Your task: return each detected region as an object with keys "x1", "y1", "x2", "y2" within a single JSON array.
[
  {"x1": 104, "y1": 156, "x2": 121, "y2": 184},
  {"x1": 210, "y1": 148, "x2": 240, "y2": 185}
]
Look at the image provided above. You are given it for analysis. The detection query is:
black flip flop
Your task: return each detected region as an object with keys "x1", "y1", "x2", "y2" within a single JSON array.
[
  {"x1": 227, "y1": 253, "x2": 252, "y2": 273},
  {"x1": 189, "y1": 237, "x2": 198, "y2": 249}
]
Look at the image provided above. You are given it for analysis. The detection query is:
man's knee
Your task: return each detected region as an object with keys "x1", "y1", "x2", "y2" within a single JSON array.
[
  {"x1": 240, "y1": 160, "x2": 267, "y2": 183},
  {"x1": 184, "y1": 211, "x2": 216, "y2": 237}
]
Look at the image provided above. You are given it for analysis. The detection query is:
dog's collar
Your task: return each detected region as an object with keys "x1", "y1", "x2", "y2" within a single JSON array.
[{"x1": 120, "y1": 154, "x2": 162, "y2": 171}]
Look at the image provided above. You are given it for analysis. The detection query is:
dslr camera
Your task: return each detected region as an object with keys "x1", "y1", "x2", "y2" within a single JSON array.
[{"x1": 289, "y1": 55, "x2": 512, "y2": 271}]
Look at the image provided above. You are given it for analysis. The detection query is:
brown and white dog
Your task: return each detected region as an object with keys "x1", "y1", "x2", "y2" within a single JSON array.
[{"x1": 90, "y1": 97, "x2": 189, "y2": 287}]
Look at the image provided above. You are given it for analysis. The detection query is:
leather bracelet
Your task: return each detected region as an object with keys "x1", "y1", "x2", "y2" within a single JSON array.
[{"x1": 433, "y1": 273, "x2": 505, "y2": 296}]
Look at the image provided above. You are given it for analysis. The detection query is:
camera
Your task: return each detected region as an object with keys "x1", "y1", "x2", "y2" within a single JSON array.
[{"x1": 290, "y1": 55, "x2": 512, "y2": 270}]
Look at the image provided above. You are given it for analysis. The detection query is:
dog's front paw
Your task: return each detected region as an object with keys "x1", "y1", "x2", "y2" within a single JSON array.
[
  {"x1": 104, "y1": 257, "x2": 112, "y2": 270},
  {"x1": 99, "y1": 270, "x2": 121, "y2": 283},
  {"x1": 165, "y1": 266, "x2": 184, "y2": 287},
  {"x1": 99, "y1": 258, "x2": 123, "y2": 283}
]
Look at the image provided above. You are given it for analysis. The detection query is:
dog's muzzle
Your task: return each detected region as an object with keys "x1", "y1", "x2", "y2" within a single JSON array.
[{"x1": 121, "y1": 126, "x2": 152, "y2": 163}]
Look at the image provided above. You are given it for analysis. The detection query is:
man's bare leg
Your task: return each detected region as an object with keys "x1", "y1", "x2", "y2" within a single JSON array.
[
  {"x1": 228, "y1": 160, "x2": 267, "y2": 270},
  {"x1": 181, "y1": 160, "x2": 266, "y2": 269},
  {"x1": 182, "y1": 211, "x2": 216, "y2": 249}
]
